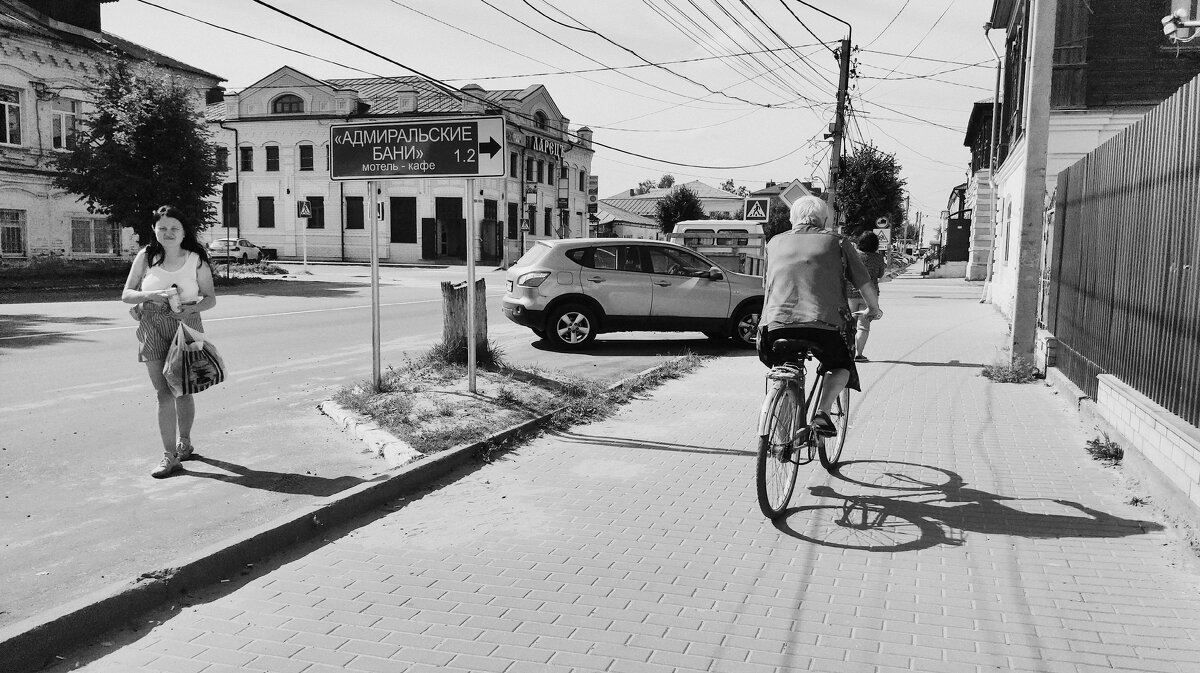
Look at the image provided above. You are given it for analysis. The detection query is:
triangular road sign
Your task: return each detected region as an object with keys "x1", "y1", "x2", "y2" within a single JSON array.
[{"x1": 746, "y1": 201, "x2": 766, "y2": 219}]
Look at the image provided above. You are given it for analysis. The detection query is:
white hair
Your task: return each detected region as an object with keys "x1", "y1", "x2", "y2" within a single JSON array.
[{"x1": 790, "y1": 195, "x2": 831, "y2": 229}]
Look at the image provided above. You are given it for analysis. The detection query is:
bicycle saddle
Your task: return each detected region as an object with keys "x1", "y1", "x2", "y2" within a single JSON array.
[{"x1": 771, "y1": 338, "x2": 823, "y2": 359}]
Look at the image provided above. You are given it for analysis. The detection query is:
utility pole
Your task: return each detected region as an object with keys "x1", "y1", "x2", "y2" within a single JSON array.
[{"x1": 826, "y1": 37, "x2": 852, "y2": 226}]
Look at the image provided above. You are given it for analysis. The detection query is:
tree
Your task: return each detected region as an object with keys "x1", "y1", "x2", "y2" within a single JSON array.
[
  {"x1": 655, "y1": 185, "x2": 705, "y2": 234},
  {"x1": 719, "y1": 179, "x2": 750, "y2": 197},
  {"x1": 833, "y1": 143, "x2": 906, "y2": 238},
  {"x1": 635, "y1": 178, "x2": 657, "y2": 195},
  {"x1": 763, "y1": 204, "x2": 790, "y2": 242},
  {"x1": 53, "y1": 59, "x2": 223, "y2": 245},
  {"x1": 657, "y1": 174, "x2": 676, "y2": 188}
]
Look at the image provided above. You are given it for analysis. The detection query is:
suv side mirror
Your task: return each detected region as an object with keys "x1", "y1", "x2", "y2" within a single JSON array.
[{"x1": 707, "y1": 266, "x2": 724, "y2": 280}]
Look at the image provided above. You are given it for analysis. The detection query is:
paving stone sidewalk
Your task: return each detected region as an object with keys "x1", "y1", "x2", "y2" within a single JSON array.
[{"x1": 52, "y1": 279, "x2": 1200, "y2": 673}]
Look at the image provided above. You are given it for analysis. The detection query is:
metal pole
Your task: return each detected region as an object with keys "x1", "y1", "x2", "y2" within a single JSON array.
[
  {"x1": 368, "y1": 181, "x2": 381, "y2": 389},
  {"x1": 465, "y1": 178, "x2": 477, "y2": 393}
]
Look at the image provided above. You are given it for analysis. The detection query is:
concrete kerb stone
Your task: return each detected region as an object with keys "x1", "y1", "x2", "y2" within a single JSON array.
[{"x1": 0, "y1": 356, "x2": 689, "y2": 673}]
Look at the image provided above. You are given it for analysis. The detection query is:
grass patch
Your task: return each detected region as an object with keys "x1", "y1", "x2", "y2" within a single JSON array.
[
  {"x1": 981, "y1": 356, "x2": 1038, "y2": 383},
  {"x1": 333, "y1": 349, "x2": 709, "y2": 458},
  {"x1": 1085, "y1": 433, "x2": 1124, "y2": 465}
]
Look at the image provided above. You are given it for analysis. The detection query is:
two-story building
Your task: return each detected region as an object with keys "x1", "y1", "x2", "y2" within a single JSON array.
[
  {"x1": 0, "y1": 0, "x2": 221, "y2": 260},
  {"x1": 207, "y1": 67, "x2": 594, "y2": 266},
  {"x1": 985, "y1": 0, "x2": 1200, "y2": 318}
]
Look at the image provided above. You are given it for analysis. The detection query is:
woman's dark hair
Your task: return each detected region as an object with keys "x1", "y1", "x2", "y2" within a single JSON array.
[
  {"x1": 856, "y1": 231, "x2": 880, "y2": 253},
  {"x1": 145, "y1": 206, "x2": 210, "y2": 267}
]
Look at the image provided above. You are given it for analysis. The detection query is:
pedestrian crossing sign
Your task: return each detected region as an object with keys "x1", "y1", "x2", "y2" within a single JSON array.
[
  {"x1": 744, "y1": 198, "x2": 769, "y2": 221},
  {"x1": 297, "y1": 200, "x2": 312, "y2": 218}
]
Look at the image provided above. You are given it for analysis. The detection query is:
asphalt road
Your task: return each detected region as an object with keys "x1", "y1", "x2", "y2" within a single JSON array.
[{"x1": 0, "y1": 263, "x2": 745, "y2": 630}]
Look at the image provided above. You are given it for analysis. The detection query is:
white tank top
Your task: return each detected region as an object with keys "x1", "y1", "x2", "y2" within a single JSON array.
[{"x1": 141, "y1": 251, "x2": 201, "y2": 302}]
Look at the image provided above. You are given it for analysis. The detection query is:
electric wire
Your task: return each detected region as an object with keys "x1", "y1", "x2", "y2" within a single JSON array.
[{"x1": 863, "y1": 0, "x2": 911, "y2": 49}]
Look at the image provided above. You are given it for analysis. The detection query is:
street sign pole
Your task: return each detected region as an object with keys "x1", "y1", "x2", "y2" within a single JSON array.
[
  {"x1": 368, "y1": 181, "x2": 381, "y2": 389},
  {"x1": 465, "y1": 178, "x2": 477, "y2": 393}
]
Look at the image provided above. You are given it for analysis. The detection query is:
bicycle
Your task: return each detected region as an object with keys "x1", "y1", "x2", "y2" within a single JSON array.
[{"x1": 755, "y1": 338, "x2": 851, "y2": 519}]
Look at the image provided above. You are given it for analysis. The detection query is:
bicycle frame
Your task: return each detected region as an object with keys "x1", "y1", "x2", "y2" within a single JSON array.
[{"x1": 757, "y1": 359, "x2": 824, "y2": 446}]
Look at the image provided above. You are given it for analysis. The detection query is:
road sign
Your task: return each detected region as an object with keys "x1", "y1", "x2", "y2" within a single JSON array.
[
  {"x1": 520, "y1": 219, "x2": 531, "y2": 233},
  {"x1": 329, "y1": 116, "x2": 506, "y2": 180},
  {"x1": 744, "y1": 197, "x2": 769, "y2": 221},
  {"x1": 297, "y1": 200, "x2": 311, "y2": 218}
]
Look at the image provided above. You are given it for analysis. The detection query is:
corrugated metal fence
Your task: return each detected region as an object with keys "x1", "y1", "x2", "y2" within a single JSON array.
[{"x1": 1047, "y1": 74, "x2": 1200, "y2": 427}]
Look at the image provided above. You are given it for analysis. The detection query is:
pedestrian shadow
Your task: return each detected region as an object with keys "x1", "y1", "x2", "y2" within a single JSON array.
[
  {"x1": 772, "y1": 460, "x2": 1164, "y2": 552},
  {"x1": 866, "y1": 359, "x2": 984, "y2": 369},
  {"x1": 178, "y1": 456, "x2": 365, "y2": 496},
  {"x1": 212, "y1": 279, "x2": 368, "y2": 299},
  {"x1": 554, "y1": 430, "x2": 756, "y2": 456}
]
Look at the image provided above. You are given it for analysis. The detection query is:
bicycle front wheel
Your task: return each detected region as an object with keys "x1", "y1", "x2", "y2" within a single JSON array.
[
  {"x1": 757, "y1": 383, "x2": 801, "y2": 519},
  {"x1": 818, "y1": 387, "x2": 850, "y2": 471}
]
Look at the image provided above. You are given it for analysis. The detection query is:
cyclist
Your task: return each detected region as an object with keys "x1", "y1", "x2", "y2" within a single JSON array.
[{"x1": 757, "y1": 196, "x2": 883, "y2": 436}]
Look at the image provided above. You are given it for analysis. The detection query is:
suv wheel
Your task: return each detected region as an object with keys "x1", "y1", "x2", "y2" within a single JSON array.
[
  {"x1": 731, "y1": 303, "x2": 760, "y2": 348},
  {"x1": 545, "y1": 304, "x2": 597, "y2": 350}
]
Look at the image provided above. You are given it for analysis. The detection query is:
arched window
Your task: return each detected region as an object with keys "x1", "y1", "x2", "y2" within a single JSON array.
[
  {"x1": 533, "y1": 111, "x2": 548, "y2": 130},
  {"x1": 272, "y1": 94, "x2": 304, "y2": 114}
]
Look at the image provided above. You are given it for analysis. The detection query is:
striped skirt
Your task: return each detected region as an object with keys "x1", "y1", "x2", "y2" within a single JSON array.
[{"x1": 136, "y1": 305, "x2": 204, "y2": 363}]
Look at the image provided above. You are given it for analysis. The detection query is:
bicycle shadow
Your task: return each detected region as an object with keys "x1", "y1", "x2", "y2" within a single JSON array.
[{"x1": 772, "y1": 460, "x2": 1163, "y2": 552}]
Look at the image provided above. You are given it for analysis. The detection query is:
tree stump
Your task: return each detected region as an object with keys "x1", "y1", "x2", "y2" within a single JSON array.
[{"x1": 440, "y1": 279, "x2": 487, "y2": 363}]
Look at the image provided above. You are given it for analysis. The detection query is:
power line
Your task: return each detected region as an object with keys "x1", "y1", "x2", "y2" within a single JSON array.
[
  {"x1": 236, "y1": 0, "x2": 816, "y2": 171},
  {"x1": 863, "y1": 0, "x2": 911, "y2": 49}
]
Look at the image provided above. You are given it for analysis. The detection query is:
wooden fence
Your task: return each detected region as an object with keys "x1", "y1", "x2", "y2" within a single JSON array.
[{"x1": 1046, "y1": 74, "x2": 1200, "y2": 427}]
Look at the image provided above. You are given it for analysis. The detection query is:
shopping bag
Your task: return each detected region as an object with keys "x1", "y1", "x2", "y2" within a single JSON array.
[{"x1": 162, "y1": 323, "x2": 226, "y2": 397}]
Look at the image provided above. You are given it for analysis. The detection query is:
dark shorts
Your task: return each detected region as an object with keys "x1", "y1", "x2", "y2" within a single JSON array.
[
  {"x1": 757, "y1": 324, "x2": 860, "y2": 391},
  {"x1": 136, "y1": 305, "x2": 203, "y2": 362}
]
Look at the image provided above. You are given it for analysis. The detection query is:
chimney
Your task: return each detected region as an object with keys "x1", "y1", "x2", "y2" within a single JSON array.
[
  {"x1": 629, "y1": 189, "x2": 636, "y2": 197},
  {"x1": 460, "y1": 84, "x2": 485, "y2": 114},
  {"x1": 765, "y1": 181, "x2": 776, "y2": 188},
  {"x1": 576, "y1": 126, "x2": 593, "y2": 149},
  {"x1": 25, "y1": 0, "x2": 103, "y2": 33}
]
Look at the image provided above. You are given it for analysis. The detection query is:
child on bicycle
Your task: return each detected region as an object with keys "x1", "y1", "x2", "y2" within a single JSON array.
[{"x1": 757, "y1": 196, "x2": 883, "y2": 436}]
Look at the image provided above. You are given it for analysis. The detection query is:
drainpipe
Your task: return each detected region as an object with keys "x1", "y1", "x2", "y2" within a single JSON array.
[
  {"x1": 339, "y1": 181, "x2": 345, "y2": 261},
  {"x1": 519, "y1": 143, "x2": 527, "y2": 256},
  {"x1": 218, "y1": 121, "x2": 238, "y2": 279},
  {"x1": 982, "y1": 23, "x2": 1003, "y2": 290}
]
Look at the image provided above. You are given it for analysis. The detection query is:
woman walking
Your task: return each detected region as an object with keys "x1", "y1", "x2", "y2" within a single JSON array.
[
  {"x1": 846, "y1": 231, "x2": 886, "y2": 362},
  {"x1": 122, "y1": 206, "x2": 216, "y2": 478}
]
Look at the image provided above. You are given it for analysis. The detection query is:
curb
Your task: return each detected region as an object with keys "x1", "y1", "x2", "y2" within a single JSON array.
[{"x1": 0, "y1": 357, "x2": 689, "y2": 673}]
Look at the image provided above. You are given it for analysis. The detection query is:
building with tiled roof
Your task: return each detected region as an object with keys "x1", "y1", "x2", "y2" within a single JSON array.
[
  {"x1": 207, "y1": 67, "x2": 594, "y2": 265},
  {"x1": 603, "y1": 180, "x2": 743, "y2": 221},
  {"x1": 0, "y1": 0, "x2": 222, "y2": 260}
]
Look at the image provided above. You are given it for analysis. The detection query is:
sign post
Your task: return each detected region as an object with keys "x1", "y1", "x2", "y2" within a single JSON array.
[
  {"x1": 297, "y1": 199, "x2": 312, "y2": 273},
  {"x1": 329, "y1": 116, "x2": 506, "y2": 391}
]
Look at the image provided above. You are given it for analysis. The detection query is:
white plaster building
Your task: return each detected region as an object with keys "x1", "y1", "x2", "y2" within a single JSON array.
[
  {"x1": 207, "y1": 67, "x2": 594, "y2": 266},
  {"x1": 0, "y1": 0, "x2": 221, "y2": 260}
]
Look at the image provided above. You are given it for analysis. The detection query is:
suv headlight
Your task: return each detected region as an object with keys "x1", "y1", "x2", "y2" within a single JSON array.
[{"x1": 517, "y1": 271, "x2": 551, "y2": 287}]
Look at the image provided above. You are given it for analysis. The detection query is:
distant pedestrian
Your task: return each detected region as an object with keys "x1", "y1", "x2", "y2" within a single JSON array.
[
  {"x1": 121, "y1": 206, "x2": 217, "y2": 478},
  {"x1": 846, "y1": 231, "x2": 886, "y2": 362}
]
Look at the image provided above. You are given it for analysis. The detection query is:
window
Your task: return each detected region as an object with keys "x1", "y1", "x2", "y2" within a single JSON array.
[
  {"x1": 579, "y1": 170, "x2": 586, "y2": 192},
  {"x1": 389, "y1": 196, "x2": 416, "y2": 242},
  {"x1": 299, "y1": 144, "x2": 313, "y2": 171},
  {"x1": 559, "y1": 165, "x2": 568, "y2": 180},
  {"x1": 0, "y1": 87, "x2": 20, "y2": 145},
  {"x1": 307, "y1": 196, "x2": 324, "y2": 228},
  {"x1": 346, "y1": 196, "x2": 364, "y2": 230},
  {"x1": 510, "y1": 152, "x2": 518, "y2": 178},
  {"x1": 525, "y1": 157, "x2": 534, "y2": 182},
  {"x1": 544, "y1": 207, "x2": 551, "y2": 237},
  {"x1": 51, "y1": 99, "x2": 78, "y2": 150},
  {"x1": 716, "y1": 229, "x2": 750, "y2": 246},
  {"x1": 257, "y1": 197, "x2": 275, "y2": 228},
  {"x1": 239, "y1": 147, "x2": 253, "y2": 171},
  {"x1": 567, "y1": 245, "x2": 642, "y2": 272},
  {"x1": 647, "y1": 245, "x2": 711, "y2": 276},
  {"x1": 508, "y1": 202, "x2": 518, "y2": 239},
  {"x1": 537, "y1": 160, "x2": 544, "y2": 184},
  {"x1": 534, "y1": 111, "x2": 548, "y2": 130},
  {"x1": 265, "y1": 146, "x2": 279, "y2": 171},
  {"x1": 272, "y1": 94, "x2": 303, "y2": 113},
  {"x1": 547, "y1": 162, "x2": 555, "y2": 185},
  {"x1": 0, "y1": 209, "x2": 26, "y2": 255},
  {"x1": 215, "y1": 147, "x2": 229, "y2": 172},
  {"x1": 71, "y1": 218, "x2": 120, "y2": 254}
]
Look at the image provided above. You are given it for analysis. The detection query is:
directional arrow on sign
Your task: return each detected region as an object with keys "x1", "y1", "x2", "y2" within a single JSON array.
[{"x1": 479, "y1": 137, "x2": 501, "y2": 158}]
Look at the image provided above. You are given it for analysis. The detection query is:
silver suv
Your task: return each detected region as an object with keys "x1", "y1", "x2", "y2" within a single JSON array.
[{"x1": 502, "y1": 238, "x2": 763, "y2": 350}]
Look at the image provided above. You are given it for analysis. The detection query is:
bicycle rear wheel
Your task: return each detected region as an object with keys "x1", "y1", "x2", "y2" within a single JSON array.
[
  {"x1": 818, "y1": 387, "x2": 850, "y2": 471},
  {"x1": 757, "y1": 383, "x2": 801, "y2": 519}
]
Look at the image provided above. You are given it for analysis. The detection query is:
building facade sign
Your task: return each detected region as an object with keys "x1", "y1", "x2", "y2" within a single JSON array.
[{"x1": 526, "y1": 134, "x2": 569, "y2": 157}]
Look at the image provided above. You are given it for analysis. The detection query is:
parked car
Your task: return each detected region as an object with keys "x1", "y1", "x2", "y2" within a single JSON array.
[
  {"x1": 502, "y1": 238, "x2": 763, "y2": 350},
  {"x1": 207, "y1": 238, "x2": 263, "y2": 263}
]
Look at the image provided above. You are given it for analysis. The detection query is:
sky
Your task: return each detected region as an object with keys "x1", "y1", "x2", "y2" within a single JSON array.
[{"x1": 102, "y1": 0, "x2": 999, "y2": 229}]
